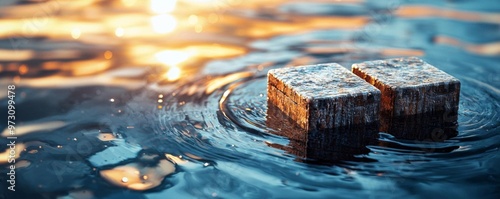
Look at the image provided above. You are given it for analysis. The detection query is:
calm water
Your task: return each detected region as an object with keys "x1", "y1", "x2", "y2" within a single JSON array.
[{"x1": 0, "y1": 0, "x2": 499, "y2": 198}]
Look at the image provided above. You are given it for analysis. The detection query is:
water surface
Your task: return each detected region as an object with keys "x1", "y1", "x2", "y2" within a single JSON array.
[{"x1": 0, "y1": 0, "x2": 499, "y2": 198}]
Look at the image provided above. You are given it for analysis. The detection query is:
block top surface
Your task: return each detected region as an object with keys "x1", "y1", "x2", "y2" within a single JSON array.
[
  {"x1": 352, "y1": 57, "x2": 460, "y2": 88},
  {"x1": 268, "y1": 63, "x2": 380, "y2": 100}
]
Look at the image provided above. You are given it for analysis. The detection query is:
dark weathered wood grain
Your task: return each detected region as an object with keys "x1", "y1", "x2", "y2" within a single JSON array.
[
  {"x1": 267, "y1": 63, "x2": 381, "y2": 130},
  {"x1": 352, "y1": 57, "x2": 460, "y2": 117}
]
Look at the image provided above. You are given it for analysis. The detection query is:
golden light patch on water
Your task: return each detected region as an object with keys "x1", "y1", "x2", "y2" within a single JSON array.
[
  {"x1": 165, "y1": 66, "x2": 182, "y2": 81},
  {"x1": 104, "y1": 50, "x2": 113, "y2": 60},
  {"x1": 0, "y1": 49, "x2": 34, "y2": 62},
  {"x1": 0, "y1": 144, "x2": 25, "y2": 164},
  {"x1": 115, "y1": 27, "x2": 125, "y2": 37},
  {"x1": 155, "y1": 50, "x2": 193, "y2": 66},
  {"x1": 71, "y1": 28, "x2": 81, "y2": 39},
  {"x1": 206, "y1": 71, "x2": 254, "y2": 94},
  {"x1": 435, "y1": 36, "x2": 500, "y2": 56},
  {"x1": 66, "y1": 59, "x2": 112, "y2": 76},
  {"x1": 98, "y1": 133, "x2": 116, "y2": 141},
  {"x1": 188, "y1": 15, "x2": 199, "y2": 25},
  {"x1": 121, "y1": 0, "x2": 138, "y2": 7},
  {"x1": 149, "y1": 0, "x2": 177, "y2": 14},
  {"x1": 166, "y1": 154, "x2": 188, "y2": 164},
  {"x1": 99, "y1": 159, "x2": 175, "y2": 191},
  {"x1": 151, "y1": 14, "x2": 178, "y2": 33},
  {"x1": 130, "y1": 43, "x2": 245, "y2": 69},
  {"x1": 396, "y1": 6, "x2": 500, "y2": 24},
  {"x1": 226, "y1": 15, "x2": 369, "y2": 38},
  {"x1": 1, "y1": 121, "x2": 66, "y2": 137}
]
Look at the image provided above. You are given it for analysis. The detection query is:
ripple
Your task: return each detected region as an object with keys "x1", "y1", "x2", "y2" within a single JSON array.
[{"x1": 219, "y1": 68, "x2": 500, "y2": 184}]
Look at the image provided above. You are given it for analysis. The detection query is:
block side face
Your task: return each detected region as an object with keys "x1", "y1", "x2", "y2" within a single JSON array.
[
  {"x1": 353, "y1": 57, "x2": 461, "y2": 116},
  {"x1": 354, "y1": 57, "x2": 458, "y2": 88},
  {"x1": 269, "y1": 68, "x2": 310, "y2": 106},
  {"x1": 353, "y1": 66, "x2": 393, "y2": 115},
  {"x1": 308, "y1": 91, "x2": 381, "y2": 129},
  {"x1": 267, "y1": 84, "x2": 310, "y2": 130},
  {"x1": 390, "y1": 80, "x2": 461, "y2": 116}
]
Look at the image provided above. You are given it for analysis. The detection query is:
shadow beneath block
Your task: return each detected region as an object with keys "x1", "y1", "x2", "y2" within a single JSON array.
[
  {"x1": 380, "y1": 110, "x2": 459, "y2": 141},
  {"x1": 266, "y1": 103, "x2": 379, "y2": 164}
]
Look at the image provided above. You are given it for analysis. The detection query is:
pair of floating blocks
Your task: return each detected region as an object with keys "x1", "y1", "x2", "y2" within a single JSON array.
[{"x1": 267, "y1": 57, "x2": 460, "y2": 131}]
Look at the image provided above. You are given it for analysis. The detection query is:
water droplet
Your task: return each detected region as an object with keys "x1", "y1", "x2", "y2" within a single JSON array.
[
  {"x1": 143, "y1": 175, "x2": 148, "y2": 180},
  {"x1": 73, "y1": 138, "x2": 78, "y2": 141},
  {"x1": 203, "y1": 163, "x2": 209, "y2": 167},
  {"x1": 121, "y1": 177, "x2": 129, "y2": 183},
  {"x1": 110, "y1": 98, "x2": 115, "y2": 102}
]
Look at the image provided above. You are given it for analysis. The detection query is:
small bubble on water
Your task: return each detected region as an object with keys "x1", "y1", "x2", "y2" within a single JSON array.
[
  {"x1": 110, "y1": 98, "x2": 115, "y2": 102},
  {"x1": 203, "y1": 163, "x2": 210, "y2": 167},
  {"x1": 73, "y1": 138, "x2": 78, "y2": 141},
  {"x1": 121, "y1": 177, "x2": 129, "y2": 183},
  {"x1": 57, "y1": 145, "x2": 62, "y2": 148}
]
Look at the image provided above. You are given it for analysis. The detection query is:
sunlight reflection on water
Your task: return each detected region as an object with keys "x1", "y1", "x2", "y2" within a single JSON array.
[{"x1": 0, "y1": 0, "x2": 499, "y2": 198}]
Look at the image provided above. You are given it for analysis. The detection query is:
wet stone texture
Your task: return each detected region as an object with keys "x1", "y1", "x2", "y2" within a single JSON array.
[
  {"x1": 352, "y1": 57, "x2": 461, "y2": 117},
  {"x1": 267, "y1": 63, "x2": 381, "y2": 130}
]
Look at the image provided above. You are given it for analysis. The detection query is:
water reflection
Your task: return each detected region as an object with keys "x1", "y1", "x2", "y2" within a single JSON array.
[
  {"x1": 0, "y1": 0, "x2": 499, "y2": 198},
  {"x1": 149, "y1": 0, "x2": 177, "y2": 14},
  {"x1": 151, "y1": 14, "x2": 177, "y2": 34}
]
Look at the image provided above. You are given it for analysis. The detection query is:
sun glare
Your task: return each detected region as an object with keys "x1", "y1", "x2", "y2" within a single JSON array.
[
  {"x1": 165, "y1": 66, "x2": 181, "y2": 81},
  {"x1": 151, "y1": 14, "x2": 177, "y2": 33},
  {"x1": 150, "y1": 0, "x2": 177, "y2": 14},
  {"x1": 155, "y1": 50, "x2": 193, "y2": 66}
]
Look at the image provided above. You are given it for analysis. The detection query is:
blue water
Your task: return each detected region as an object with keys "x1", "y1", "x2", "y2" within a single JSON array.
[{"x1": 0, "y1": 0, "x2": 499, "y2": 198}]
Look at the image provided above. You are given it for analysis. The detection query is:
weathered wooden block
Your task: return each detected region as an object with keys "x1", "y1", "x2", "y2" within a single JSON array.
[
  {"x1": 267, "y1": 63, "x2": 381, "y2": 130},
  {"x1": 380, "y1": 110, "x2": 458, "y2": 141},
  {"x1": 266, "y1": 103, "x2": 378, "y2": 163},
  {"x1": 352, "y1": 57, "x2": 460, "y2": 117}
]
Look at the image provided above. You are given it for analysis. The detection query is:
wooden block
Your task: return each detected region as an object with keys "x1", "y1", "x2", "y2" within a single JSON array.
[
  {"x1": 380, "y1": 110, "x2": 458, "y2": 141},
  {"x1": 267, "y1": 63, "x2": 381, "y2": 130},
  {"x1": 266, "y1": 103, "x2": 378, "y2": 163},
  {"x1": 352, "y1": 57, "x2": 460, "y2": 117}
]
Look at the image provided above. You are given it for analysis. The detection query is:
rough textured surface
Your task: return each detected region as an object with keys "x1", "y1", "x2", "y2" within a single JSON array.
[
  {"x1": 268, "y1": 63, "x2": 381, "y2": 130},
  {"x1": 266, "y1": 103, "x2": 378, "y2": 163},
  {"x1": 352, "y1": 57, "x2": 460, "y2": 117},
  {"x1": 380, "y1": 110, "x2": 458, "y2": 141}
]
